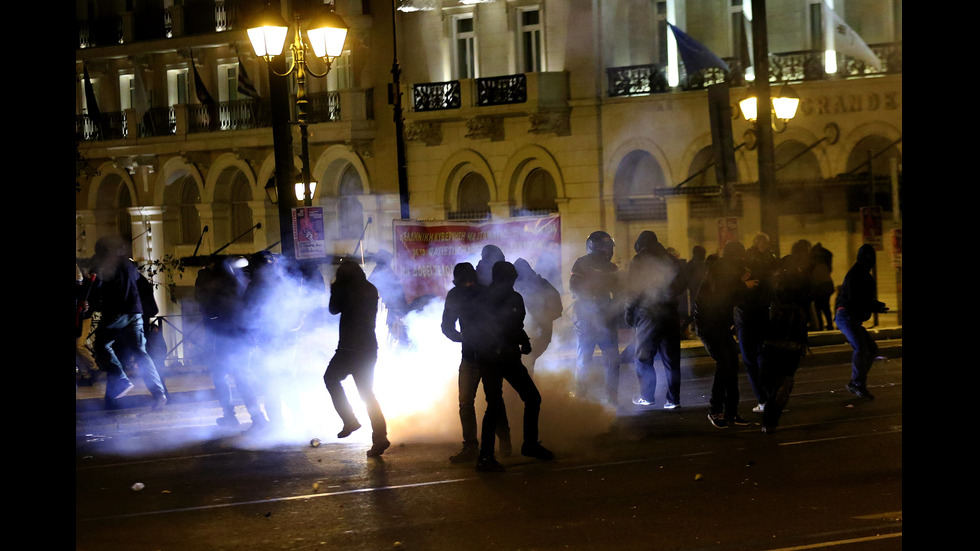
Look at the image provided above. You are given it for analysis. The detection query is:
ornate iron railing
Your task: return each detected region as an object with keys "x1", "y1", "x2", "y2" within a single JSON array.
[
  {"x1": 477, "y1": 74, "x2": 527, "y2": 106},
  {"x1": 75, "y1": 112, "x2": 127, "y2": 141},
  {"x1": 607, "y1": 64, "x2": 669, "y2": 97},
  {"x1": 307, "y1": 91, "x2": 341, "y2": 123},
  {"x1": 413, "y1": 81, "x2": 461, "y2": 112}
]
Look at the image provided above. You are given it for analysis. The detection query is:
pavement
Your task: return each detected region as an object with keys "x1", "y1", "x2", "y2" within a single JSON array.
[{"x1": 75, "y1": 325, "x2": 902, "y2": 433}]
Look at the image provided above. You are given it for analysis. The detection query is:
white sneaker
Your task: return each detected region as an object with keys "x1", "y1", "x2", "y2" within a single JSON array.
[
  {"x1": 663, "y1": 401, "x2": 680, "y2": 410},
  {"x1": 752, "y1": 403, "x2": 765, "y2": 413},
  {"x1": 632, "y1": 395, "x2": 655, "y2": 407}
]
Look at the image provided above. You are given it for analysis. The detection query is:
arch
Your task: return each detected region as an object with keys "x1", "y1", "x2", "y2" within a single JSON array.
[
  {"x1": 312, "y1": 144, "x2": 371, "y2": 200},
  {"x1": 437, "y1": 149, "x2": 497, "y2": 211},
  {"x1": 606, "y1": 137, "x2": 674, "y2": 197},
  {"x1": 156, "y1": 157, "x2": 205, "y2": 246},
  {"x1": 87, "y1": 162, "x2": 137, "y2": 211},
  {"x1": 205, "y1": 153, "x2": 257, "y2": 203},
  {"x1": 837, "y1": 121, "x2": 902, "y2": 174},
  {"x1": 611, "y1": 147, "x2": 669, "y2": 222},
  {"x1": 336, "y1": 163, "x2": 366, "y2": 239},
  {"x1": 503, "y1": 144, "x2": 566, "y2": 206},
  {"x1": 154, "y1": 156, "x2": 205, "y2": 206}
]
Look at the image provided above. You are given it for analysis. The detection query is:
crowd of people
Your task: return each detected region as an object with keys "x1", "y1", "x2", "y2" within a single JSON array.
[{"x1": 76, "y1": 229, "x2": 888, "y2": 465}]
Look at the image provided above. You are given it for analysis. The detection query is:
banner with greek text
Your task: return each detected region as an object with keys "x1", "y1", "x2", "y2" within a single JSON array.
[{"x1": 393, "y1": 214, "x2": 562, "y2": 305}]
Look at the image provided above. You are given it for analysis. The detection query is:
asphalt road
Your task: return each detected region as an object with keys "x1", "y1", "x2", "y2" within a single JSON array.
[{"x1": 76, "y1": 342, "x2": 902, "y2": 551}]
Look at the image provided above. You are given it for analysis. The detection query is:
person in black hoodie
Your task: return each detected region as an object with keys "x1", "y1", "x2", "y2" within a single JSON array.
[
  {"x1": 323, "y1": 260, "x2": 390, "y2": 457},
  {"x1": 834, "y1": 244, "x2": 888, "y2": 400},
  {"x1": 88, "y1": 236, "x2": 167, "y2": 409},
  {"x1": 695, "y1": 240, "x2": 751, "y2": 428},
  {"x1": 513, "y1": 258, "x2": 563, "y2": 375},
  {"x1": 625, "y1": 231, "x2": 687, "y2": 410},
  {"x1": 472, "y1": 261, "x2": 554, "y2": 472},
  {"x1": 441, "y1": 262, "x2": 512, "y2": 463}
]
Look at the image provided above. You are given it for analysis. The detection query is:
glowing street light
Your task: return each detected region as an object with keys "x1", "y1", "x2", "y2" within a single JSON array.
[
  {"x1": 248, "y1": 3, "x2": 348, "y2": 207},
  {"x1": 740, "y1": 84, "x2": 800, "y2": 130}
]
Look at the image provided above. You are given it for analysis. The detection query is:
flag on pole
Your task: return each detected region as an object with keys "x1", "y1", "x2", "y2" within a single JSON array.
[
  {"x1": 190, "y1": 52, "x2": 217, "y2": 107},
  {"x1": 668, "y1": 23, "x2": 730, "y2": 74},
  {"x1": 82, "y1": 65, "x2": 105, "y2": 138},
  {"x1": 237, "y1": 57, "x2": 261, "y2": 99},
  {"x1": 824, "y1": 3, "x2": 882, "y2": 70}
]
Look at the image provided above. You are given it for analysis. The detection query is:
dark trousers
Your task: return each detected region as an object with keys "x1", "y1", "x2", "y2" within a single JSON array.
[
  {"x1": 479, "y1": 353, "x2": 542, "y2": 459},
  {"x1": 209, "y1": 330, "x2": 264, "y2": 422},
  {"x1": 458, "y1": 356, "x2": 510, "y2": 446},
  {"x1": 736, "y1": 318, "x2": 767, "y2": 406},
  {"x1": 701, "y1": 327, "x2": 740, "y2": 418},
  {"x1": 835, "y1": 309, "x2": 878, "y2": 387},
  {"x1": 574, "y1": 320, "x2": 620, "y2": 403},
  {"x1": 759, "y1": 345, "x2": 804, "y2": 429},
  {"x1": 633, "y1": 313, "x2": 682, "y2": 405},
  {"x1": 323, "y1": 347, "x2": 387, "y2": 443}
]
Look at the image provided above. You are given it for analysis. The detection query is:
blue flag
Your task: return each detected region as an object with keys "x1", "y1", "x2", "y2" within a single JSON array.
[
  {"x1": 237, "y1": 57, "x2": 261, "y2": 99},
  {"x1": 668, "y1": 23, "x2": 730, "y2": 73}
]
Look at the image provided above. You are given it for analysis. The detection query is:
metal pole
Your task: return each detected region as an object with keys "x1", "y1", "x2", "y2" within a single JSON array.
[
  {"x1": 752, "y1": 0, "x2": 779, "y2": 254},
  {"x1": 392, "y1": 1, "x2": 410, "y2": 219}
]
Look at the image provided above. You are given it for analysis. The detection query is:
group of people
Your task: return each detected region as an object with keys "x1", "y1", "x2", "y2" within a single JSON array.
[
  {"x1": 566, "y1": 229, "x2": 888, "y2": 434},
  {"x1": 77, "y1": 228, "x2": 888, "y2": 462},
  {"x1": 441, "y1": 246, "x2": 562, "y2": 472}
]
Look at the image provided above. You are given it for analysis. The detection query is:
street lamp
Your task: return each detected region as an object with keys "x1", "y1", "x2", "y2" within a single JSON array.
[
  {"x1": 248, "y1": 3, "x2": 348, "y2": 207},
  {"x1": 739, "y1": 84, "x2": 800, "y2": 131}
]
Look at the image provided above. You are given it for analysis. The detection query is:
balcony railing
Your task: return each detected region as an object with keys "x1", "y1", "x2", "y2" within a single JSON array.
[
  {"x1": 477, "y1": 74, "x2": 527, "y2": 106},
  {"x1": 75, "y1": 112, "x2": 127, "y2": 141},
  {"x1": 608, "y1": 42, "x2": 902, "y2": 97},
  {"x1": 78, "y1": 0, "x2": 250, "y2": 48},
  {"x1": 413, "y1": 81, "x2": 462, "y2": 112},
  {"x1": 307, "y1": 91, "x2": 341, "y2": 123}
]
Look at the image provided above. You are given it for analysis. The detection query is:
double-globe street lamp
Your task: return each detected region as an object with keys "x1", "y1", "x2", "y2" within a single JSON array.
[{"x1": 248, "y1": 2, "x2": 348, "y2": 257}]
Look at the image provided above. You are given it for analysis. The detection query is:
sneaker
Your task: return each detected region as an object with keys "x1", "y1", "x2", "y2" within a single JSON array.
[
  {"x1": 663, "y1": 401, "x2": 681, "y2": 410},
  {"x1": 476, "y1": 456, "x2": 506, "y2": 472},
  {"x1": 752, "y1": 403, "x2": 765, "y2": 413},
  {"x1": 521, "y1": 441, "x2": 555, "y2": 461},
  {"x1": 367, "y1": 438, "x2": 391, "y2": 458},
  {"x1": 337, "y1": 421, "x2": 362, "y2": 438},
  {"x1": 846, "y1": 382, "x2": 875, "y2": 400},
  {"x1": 113, "y1": 381, "x2": 135, "y2": 400},
  {"x1": 761, "y1": 425, "x2": 774, "y2": 434},
  {"x1": 449, "y1": 443, "x2": 480, "y2": 464},
  {"x1": 216, "y1": 415, "x2": 240, "y2": 428},
  {"x1": 708, "y1": 413, "x2": 728, "y2": 429},
  {"x1": 632, "y1": 395, "x2": 655, "y2": 407},
  {"x1": 728, "y1": 416, "x2": 752, "y2": 426}
]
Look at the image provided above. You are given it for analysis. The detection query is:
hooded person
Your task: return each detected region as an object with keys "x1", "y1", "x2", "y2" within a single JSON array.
[
  {"x1": 834, "y1": 244, "x2": 888, "y2": 399},
  {"x1": 568, "y1": 230, "x2": 621, "y2": 405},
  {"x1": 513, "y1": 258, "x2": 563, "y2": 375},
  {"x1": 441, "y1": 262, "x2": 512, "y2": 464},
  {"x1": 470, "y1": 261, "x2": 554, "y2": 472},
  {"x1": 323, "y1": 260, "x2": 390, "y2": 457},
  {"x1": 88, "y1": 235, "x2": 168, "y2": 409},
  {"x1": 625, "y1": 231, "x2": 687, "y2": 410},
  {"x1": 475, "y1": 244, "x2": 506, "y2": 287}
]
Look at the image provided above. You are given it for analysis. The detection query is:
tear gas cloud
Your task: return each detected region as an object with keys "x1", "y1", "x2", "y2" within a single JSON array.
[{"x1": 92, "y1": 227, "x2": 692, "y2": 456}]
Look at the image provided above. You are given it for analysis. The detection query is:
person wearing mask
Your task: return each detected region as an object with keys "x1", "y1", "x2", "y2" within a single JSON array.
[{"x1": 834, "y1": 244, "x2": 888, "y2": 400}]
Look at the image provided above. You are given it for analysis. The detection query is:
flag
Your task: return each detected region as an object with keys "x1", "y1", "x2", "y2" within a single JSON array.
[
  {"x1": 133, "y1": 66, "x2": 151, "y2": 120},
  {"x1": 824, "y1": 4, "x2": 882, "y2": 70},
  {"x1": 190, "y1": 52, "x2": 216, "y2": 107},
  {"x1": 82, "y1": 65, "x2": 105, "y2": 138},
  {"x1": 668, "y1": 23, "x2": 730, "y2": 74},
  {"x1": 237, "y1": 57, "x2": 261, "y2": 99}
]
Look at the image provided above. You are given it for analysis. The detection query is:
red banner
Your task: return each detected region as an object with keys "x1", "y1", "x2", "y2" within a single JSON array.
[{"x1": 393, "y1": 214, "x2": 562, "y2": 305}]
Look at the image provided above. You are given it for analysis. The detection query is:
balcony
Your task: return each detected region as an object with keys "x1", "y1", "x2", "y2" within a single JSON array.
[
  {"x1": 605, "y1": 42, "x2": 902, "y2": 98},
  {"x1": 76, "y1": 89, "x2": 370, "y2": 143},
  {"x1": 77, "y1": 0, "x2": 256, "y2": 48}
]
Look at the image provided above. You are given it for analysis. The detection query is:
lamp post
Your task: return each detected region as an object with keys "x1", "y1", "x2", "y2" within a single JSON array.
[{"x1": 249, "y1": 2, "x2": 348, "y2": 215}]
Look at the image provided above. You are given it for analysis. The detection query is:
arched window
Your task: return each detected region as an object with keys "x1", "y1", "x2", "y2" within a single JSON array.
[
  {"x1": 337, "y1": 164, "x2": 364, "y2": 239},
  {"x1": 230, "y1": 173, "x2": 253, "y2": 242},
  {"x1": 775, "y1": 140, "x2": 823, "y2": 214},
  {"x1": 115, "y1": 181, "x2": 133, "y2": 242},
  {"x1": 613, "y1": 150, "x2": 667, "y2": 221},
  {"x1": 521, "y1": 168, "x2": 557, "y2": 213},
  {"x1": 686, "y1": 146, "x2": 742, "y2": 218},
  {"x1": 179, "y1": 177, "x2": 201, "y2": 244},
  {"x1": 844, "y1": 135, "x2": 902, "y2": 211},
  {"x1": 453, "y1": 172, "x2": 491, "y2": 219}
]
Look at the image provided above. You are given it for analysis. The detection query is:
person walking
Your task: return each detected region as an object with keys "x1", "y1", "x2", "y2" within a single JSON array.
[
  {"x1": 323, "y1": 260, "x2": 390, "y2": 457},
  {"x1": 441, "y1": 262, "x2": 512, "y2": 464},
  {"x1": 88, "y1": 236, "x2": 168, "y2": 410},
  {"x1": 513, "y1": 258, "x2": 563, "y2": 375},
  {"x1": 625, "y1": 231, "x2": 687, "y2": 410},
  {"x1": 695, "y1": 241, "x2": 751, "y2": 428},
  {"x1": 569, "y1": 231, "x2": 622, "y2": 406},
  {"x1": 835, "y1": 244, "x2": 888, "y2": 400},
  {"x1": 809, "y1": 243, "x2": 836, "y2": 331},
  {"x1": 741, "y1": 233, "x2": 779, "y2": 413},
  {"x1": 471, "y1": 261, "x2": 554, "y2": 472}
]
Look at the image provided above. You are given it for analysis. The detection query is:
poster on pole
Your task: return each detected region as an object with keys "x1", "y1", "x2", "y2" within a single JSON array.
[
  {"x1": 393, "y1": 214, "x2": 562, "y2": 305},
  {"x1": 861, "y1": 206, "x2": 883, "y2": 251},
  {"x1": 293, "y1": 206, "x2": 326, "y2": 260}
]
